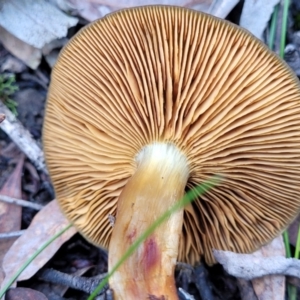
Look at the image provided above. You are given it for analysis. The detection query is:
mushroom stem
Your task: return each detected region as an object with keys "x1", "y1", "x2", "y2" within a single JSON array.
[{"x1": 109, "y1": 143, "x2": 189, "y2": 299}]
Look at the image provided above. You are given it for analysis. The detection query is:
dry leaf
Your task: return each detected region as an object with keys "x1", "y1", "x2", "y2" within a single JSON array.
[
  {"x1": 53, "y1": 0, "x2": 236, "y2": 22},
  {"x1": 240, "y1": 0, "x2": 280, "y2": 40},
  {"x1": 236, "y1": 278, "x2": 258, "y2": 300},
  {"x1": 0, "y1": 155, "x2": 24, "y2": 284},
  {"x1": 0, "y1": 0, "x2": 78, "y2": 49},
  {"x1": 287, "y1": 276, "x2": 300, "y2": 288},
  {"x1": 208, "y1": 0, "x2": 240, "y2": 18},
  {"x1": 0, "y1": 27, "x2": 41, "y2": 69},
  {"x1": 0, "y1": 56, "x2": 27, "y2": 73},
  {"x1": 251, "y1": 236, "x2": 285, "y2": 300},
  {"x1": 0, "y1": 143, "x2": 21, "y2": 160},
  {"x1": 42, "y1": 38, "x2": 68, "y2": 68},
  {"x1": 1, "y1": 200, "x2": 77, "y2": 289},
  {"x1": 288, "y1": 215, "x2": 300, "y2": 247},
  {"x1": 0, "y1": 114, "x2": 5, "y2": 124},
  {"x1": 6, "y1": 288, "x2": 47, "y2": 300}
]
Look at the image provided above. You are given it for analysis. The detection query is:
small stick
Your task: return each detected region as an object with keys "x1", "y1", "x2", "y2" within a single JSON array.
[
  {"x1": 178, "y1": 288, "x2": 195, "y2": 300},
  {"x1": 214, "y1": 249, "x2": 300, "y2": 280},
  {"x1": 0, "y1": 230, "x2": 24, "y2": 239},
  {"x1": 0, "y1": 102, "x2": 48, "y2": 174},
  {"x1": 0, "y1": 194, "x2": 43, "y2": 210},
  {"x1": 38, "y1": 268, "x2": 108, "y2": 295},
  {"x1": 194, "y1": 264, "x2": 214, "y2": 300}
]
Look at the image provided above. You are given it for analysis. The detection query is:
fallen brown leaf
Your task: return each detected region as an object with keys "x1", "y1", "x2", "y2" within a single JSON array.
[
  {"x1": 288, "y1": 215, "x2": 300, "y2": 247},
  {"x1": 0, "y1": 55, "x2": 27, "y2": 73},
  {"x1": 0, "y1": 143, "x2": 21, "y2": 160},
  {"x1": 240, "y1": 0, "x2": 280, "y2": 40},
  {"x1": 42, "y1": 38, "x2": 68, "y2": 68},
  {"x1": 287, "y1": 276, "x2": 300, "y2": 288},
  {"x1": 0, "y1": 155, "x2": 24, "y2": 284},
  {"x1": 1, "y1": 200, "x2": 77, "y2": 289},
  {"x1": 0, "y1": 26, "x2": 42, "y2": 69},
  {"x1": 0, "y1": 0, "x2": 77, "y2": 69},
  {"x1": 6, "y1": 287, "x2": 47, "y2": 300},
  {"x1": 54, "y1": 0, "x2": 238, "y2": 22},
  {"x1": 209, "y1": 0, "x2": 239, "y2": 18},
  {"x1": 236, "y1": 278, "x2": 258, "y2": 300},
  {"x1": 251, "y1": 236, "x2": 285, "y2": 300},
  {"x1": 0, "y1": 0, "x2": 78, "y2": 49}
]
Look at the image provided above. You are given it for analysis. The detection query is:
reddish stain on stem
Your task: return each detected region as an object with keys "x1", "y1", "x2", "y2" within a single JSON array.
[
  {"x1": 143, "y1": 237, "x2": 160, "y2": 271},
  {"x1": 126, "y1": 228, "x2": 136, "y2": 244}
]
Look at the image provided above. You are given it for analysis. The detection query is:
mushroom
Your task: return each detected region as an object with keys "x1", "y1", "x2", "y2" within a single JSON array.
[{"x1": 43, "y1": 6, "x2": 300, "y2": 300}]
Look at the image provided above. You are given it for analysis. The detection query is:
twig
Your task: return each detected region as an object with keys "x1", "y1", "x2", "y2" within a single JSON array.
[
  {"x1": 0, "y1": 194, "x2": 43, "y2": 210},
  {"x1": 0, "y1": 230, "x2": 24, "y2": 239},
  {"x1": 194, "y1": 264, "x2": 215, "y2": 300},
  {"x1": 214, "y1": 249, "x2": 300, "y2": 280},
  {"x1": 176, "y1": 262, "x2": 193, "y2": 292},
  {"x1": 0, "y1": 114, "x2": 5, "y2": 123},
  {"x1": 37, "y1": 268, "x2": 108, "y2": 295},
  {"x1": 0, "y1": 102, "x2": 48, "y2": 174},
  {"x1": 178, "y1": 288, "x2": 195, "y2": 300},
  {"x1": 21, "y1": 73, "x2": 48, "y2": 90}
]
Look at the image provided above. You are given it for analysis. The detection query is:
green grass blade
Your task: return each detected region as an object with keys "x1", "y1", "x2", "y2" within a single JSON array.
[
  {"x1": 283, "y1": 230, "x2": 291, "y2": 258},
  {"x1": 87, "y1": 175, "x2": 221, "y2": 300},
  {"x1": 278, "y1": 0, "x2": 291, "y2": 259},
  {"x1": 278, "y1": 1, "x2": 293, "y2": 299},
  {"x1": 290, "y1": 223, "x2": 300, "y2": 300},
  {"x1": 295, "y1": 223, "x2": 300, "y2": 259},
  {"x1": 268, "y1": 4, "x2": 279, "y2": 50},
  {"x1": 280, "y1": 0, "x2": 289, "y2": 58}
]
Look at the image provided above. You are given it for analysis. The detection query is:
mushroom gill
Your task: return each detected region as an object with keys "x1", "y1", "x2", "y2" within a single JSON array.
[{"x1": 43, "y1": 6, "x2": 300, "y2": 300}]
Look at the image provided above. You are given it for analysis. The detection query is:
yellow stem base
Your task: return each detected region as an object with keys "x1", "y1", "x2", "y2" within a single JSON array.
[{"x1": 108, "y1": 144, "x2": 189, "y2": 300}]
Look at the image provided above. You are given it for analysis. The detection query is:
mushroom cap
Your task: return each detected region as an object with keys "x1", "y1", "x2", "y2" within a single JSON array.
[{"x1": 43, "y1": 6, "x2": 300, "y2": 265}]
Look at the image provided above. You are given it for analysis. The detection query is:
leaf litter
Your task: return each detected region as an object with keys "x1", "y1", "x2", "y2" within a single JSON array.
[
  {"x1": 0, "y1": 155, "x2": 24, "y2": 285},
  {"x1": 1, "y1": 200, "x2": 77, "y2": 289}
]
